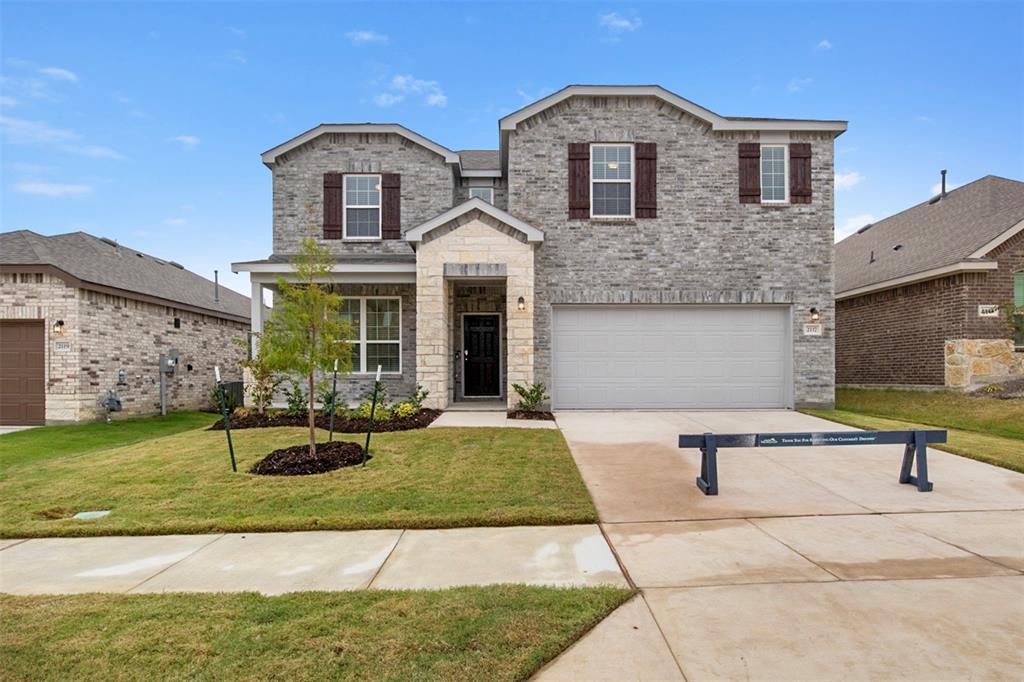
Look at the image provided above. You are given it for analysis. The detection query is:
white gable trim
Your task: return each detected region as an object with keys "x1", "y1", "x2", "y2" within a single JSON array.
[
  {"x1": 404, "y1": 198, "x2": 544, "y2": 244},
  {"x1": 836, "y1": 260, "x2": 999, "y2": 300},
  {"x1": 967, "y1": 218, "x2": 1024, "y2": 259},
  {"x1": 262, "y1": 124, "x2": 459, "y2": 166},
  {"x1": 499, "y1": 85, "x2": 848, "y2": 133}
]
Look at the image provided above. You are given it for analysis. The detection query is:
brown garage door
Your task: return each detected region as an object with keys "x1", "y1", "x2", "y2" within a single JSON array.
[{"x1": 0, "y1": 320, "x2": 46, "y2": 425}]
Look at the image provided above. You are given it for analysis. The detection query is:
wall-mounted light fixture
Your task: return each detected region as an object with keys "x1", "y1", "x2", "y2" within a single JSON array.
[
  {"x1": 809, "y1": 307, "x2": 820, "y2": 322},
  {"x1": 52, "y1": 319, "x2": 66, "y2": 335},
  {"x1": 517, "y1": 296, "x2": 526, "y2": 312}
]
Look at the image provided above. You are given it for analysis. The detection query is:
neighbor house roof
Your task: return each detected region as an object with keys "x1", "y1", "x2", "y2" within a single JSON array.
[
  {"x1": 499, "y1": 85, "x2": 849, "y2": 133},
  {"x1": 834, "y1": 175, "x2": 1024, "y2": 299},
  {"x1": 261, "y1": 123, "x2": 460, "y2": 167},
  {"x1": 0, "y1": 230, "x2": 250, "y2": 322}
]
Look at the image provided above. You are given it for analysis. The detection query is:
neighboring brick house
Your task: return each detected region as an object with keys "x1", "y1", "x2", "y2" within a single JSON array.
[
  {"x1": 835, "y1": 175, "x2": 1024, "y2": 389},
  {"x1": 234, "y1": 85, "x2": 846, "y2": 410},
  {"x1": 0, "y1": 230, "x2": 250, "y2": 424}
]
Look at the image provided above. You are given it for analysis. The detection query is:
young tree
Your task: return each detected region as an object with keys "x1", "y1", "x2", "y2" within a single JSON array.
[
  {"x1": 260, "y1": 236, "x2": 352, "y2": 456},
  {"x1": 233, "y1": 333, "x2": 279, "y2": 416}
]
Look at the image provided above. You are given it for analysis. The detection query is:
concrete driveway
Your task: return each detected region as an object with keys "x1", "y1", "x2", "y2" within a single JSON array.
[{"x1": 536, "y1": 410, "x2": 1024, "y2": 681}]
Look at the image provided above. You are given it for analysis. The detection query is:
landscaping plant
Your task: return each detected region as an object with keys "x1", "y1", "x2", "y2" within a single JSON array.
[
  {"x1": 235, "y1": 333, "x2": 279, "y2": 415},
  {"x1": 282, "y1": 381, "x2": 308, "y2": 418},
  {"x1": 512, "y1": 382, "x2": 549, "y2": 412},
  {"x1": 260, "y1": 235, "x2": 353, "y2": 458},
  {"x1": 208, "y1": 384, "x2": 238, "y2": 414}
]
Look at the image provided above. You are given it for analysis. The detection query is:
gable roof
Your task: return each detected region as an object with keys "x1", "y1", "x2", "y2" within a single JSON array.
[
  {"x1": 261, "y1": 123, "x2": 460, "y2": 167},
  {"x1": 499, "y1": 85, "x2": 848, "y2": 133},
  {"x1": 835, "y1": 176, "x2": 1024, "y2": 298},
  {"x1": 0, "y1": 230, "x2": 250, "y2": 321},
  {"x1": 404, "y1": 198, "x2": 544, "y2": 244}
]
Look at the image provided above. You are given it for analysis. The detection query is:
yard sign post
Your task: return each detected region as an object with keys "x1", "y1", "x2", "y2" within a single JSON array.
[
  {"x1": 214, "y1": 366, "x2": 237, "y2": 472},
  {"x1": 328, "y1": 358, "x2": 339, "y2": 442},
  {"x1": 362, "y1": 365, "x2": 382, "y2": 467}
]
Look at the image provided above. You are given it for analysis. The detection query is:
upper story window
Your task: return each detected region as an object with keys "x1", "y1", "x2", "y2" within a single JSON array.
[
  {"x1": 760, "y1": 145, "x2": 788, "y2": 203},
  {"x1": 591, "y1": 144, "x2": 633, "y2": 218},
  {"x1": 469, "y1": 187, "x2": 494, "y2": 204},
  {"x1": 344, "y1": 174, "x2": 381, "y2": 239}
]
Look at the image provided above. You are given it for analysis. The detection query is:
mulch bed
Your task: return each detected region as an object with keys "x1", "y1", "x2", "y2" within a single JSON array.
[
  {"x1": 210, "y1": 409, "x2": 441, "y2": 432},
  {"x1": 968, "y1": 377, "x2": 1024, "y2": 400},
  {"x1": 507, "y1": 410, "x2": 556, "y2": 421},
  {"x1": 250, "y1": 440, "x2": 369, "y2": 476}
]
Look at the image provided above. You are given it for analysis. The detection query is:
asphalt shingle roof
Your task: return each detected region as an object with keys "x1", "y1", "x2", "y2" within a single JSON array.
[
  {"x1": 1, "y1": 230, "x2": 250, "y2": 320},
  {"x1": 834, "y1": 175, "x2": 1024, "y2": 294},
  {"x1": 459, "y1": 150, "x2": 500, "y2": 171}
]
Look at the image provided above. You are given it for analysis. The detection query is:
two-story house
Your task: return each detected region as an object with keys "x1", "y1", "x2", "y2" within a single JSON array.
[{"x1": 233, "y1": 85, "x2": 846, "y2": 410}]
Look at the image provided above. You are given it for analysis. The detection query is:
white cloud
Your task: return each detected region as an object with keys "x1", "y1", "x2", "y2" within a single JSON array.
[
  {"x1": 816, "y1": 39, "x2": 832, "y2": 50},
  {"x1": 836, "y1": 213, "x2": 876, "y2": 241},
  {"x1": 930, "y1": 180, "x2": 961, "y2": 196},
  {"x1": 0, "y1": 96, "x2": 17, "y2": 108},
  {"x1": 787, "y1": 77, "x2": 813, "y2": 93},
  {"x1": 834, "y1": 170, "x2": 864, "y2": 191},
  {"x1": 38, "y1": 66, "x2": 78, "y2": 82},
  {"x1": 226, "y1": 49, "x2": 247, "y2": 64},
  {"x1": 373, "y1": 93, "x2": 404, "y2": 107},
  {"x1": 163, "y1": 217, "x2": 187, "y2": 226},
  {"x1": 70, "y1": 144, "x2": 124, "y2": 159},
  {"x1": 599, "y1": 11, "x2": 642, "y2": 35},
  {"x1": 227, "y1": 26, "x2": 247, "y2": 38},
  {"x1": 173, "y1": 135, "x2": 200, "y2": 147},
  {"x1": 388, "y1": 74, "x2": 446, "y2": 107},
  {"x1": 0, "y1": 115, "x2": 77, "y2": 144},
  {"x1": 346, "y1": 30, "x2": 388, "y2": 46},
  {"x1": 15, "y1": 181, "x2": 92, "y2": 197},
  {"x1": 916, "y1": 115, "x2": 934, "y2": 123}
]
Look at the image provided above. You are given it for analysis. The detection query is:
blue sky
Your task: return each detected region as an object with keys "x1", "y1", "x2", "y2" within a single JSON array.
[{"x1": 2, "y1": 1, "x2": 1022, "y2": 296}]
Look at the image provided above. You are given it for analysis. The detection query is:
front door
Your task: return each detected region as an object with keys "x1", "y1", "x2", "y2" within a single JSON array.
[{"x1": 463, "y1": 314, "x2": 500, "y2": 397}]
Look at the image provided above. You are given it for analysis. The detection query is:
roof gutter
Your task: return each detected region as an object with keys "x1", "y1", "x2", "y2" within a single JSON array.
[{"x1": 836, "y1": 260, "x2": 999, "y2": 300}]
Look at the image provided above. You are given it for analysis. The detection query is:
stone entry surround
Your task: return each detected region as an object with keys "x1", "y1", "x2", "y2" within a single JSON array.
[
  {"x1": 944, "y1": 338, "x2": 1024, "y2": 388},
  {"x1": 414, "y1": 210, "x2": 537, "y2": 409}
]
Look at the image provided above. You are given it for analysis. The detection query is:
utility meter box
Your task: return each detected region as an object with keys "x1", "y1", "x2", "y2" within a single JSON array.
[{"x1": 160, "y1": 348, "x2": 180, "y2": 374}]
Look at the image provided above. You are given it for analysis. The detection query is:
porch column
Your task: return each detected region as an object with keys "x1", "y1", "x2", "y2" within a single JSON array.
[
  {"x1": 415, "y1": 261, "x2": 450, "y2": 409},
  {"x1": 250, "y1": 280, "x2": 264, "y2": 357}
]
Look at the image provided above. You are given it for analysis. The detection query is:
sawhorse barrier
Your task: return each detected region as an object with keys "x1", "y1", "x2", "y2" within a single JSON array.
[{"x1": 678, "y1": 430, "x2": 947, "y2": 496}]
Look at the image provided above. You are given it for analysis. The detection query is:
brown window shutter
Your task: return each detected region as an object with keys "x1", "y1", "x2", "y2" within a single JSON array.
[
  {"x1": 568, "y1": 143, "x2": 590, "y2": 219},
  {"x1": 789, "y1": 143, "x2": 812, "y2": 204},
  {"x1": 323, "y1": 172, "x2": 343, "y2": 239},
  {"x1": 381, "y1": 173, "x2": 401, "y2": 239},
  {"x1": 738, "y1": 143, "x2": 761, "y2": 204},
  {"x1": 635, "y1": 142, "x2": 657, "y2": 218}
]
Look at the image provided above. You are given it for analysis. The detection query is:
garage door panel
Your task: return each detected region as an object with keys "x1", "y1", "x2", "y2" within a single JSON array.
[{"x1": 552, "y1": 306, "x2": 790, "y2": 409}]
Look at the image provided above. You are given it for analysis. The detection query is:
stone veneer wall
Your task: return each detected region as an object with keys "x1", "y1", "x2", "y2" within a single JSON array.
[
  {"x1": 415, "y1": 211, "x2": 535, "y2": 409},
  {"x1": 505, "y1": 96, "x2": 837, "y2": 408},
  {"x1": 0, "y1": 272, "x2": 247, "y2": 422},
  {"x1": 945, "y1": 339, "x2": 1024, "y2": 388},
  {"x1": 271, "y1": 132, "x2": 453, "y2": 257}
]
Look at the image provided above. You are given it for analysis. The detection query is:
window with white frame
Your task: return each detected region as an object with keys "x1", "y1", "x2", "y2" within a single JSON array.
[
  {"x1": 468, "y1": 186, "x2": 494, "y2": 204},
  {"x1": 591, "y1": 144, "x2": 633, "y2": 218},
  {"x1": 344, "y1": 174, "x2": 381, "y2": 239},
  {"x1": 340, "y1": 297, "x2": 401, "y2": 373},
  {"x1": 760, "y1": 145, "x2": 787, "y2": 203}
]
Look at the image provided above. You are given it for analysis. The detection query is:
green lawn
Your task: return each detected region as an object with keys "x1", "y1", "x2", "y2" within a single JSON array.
[
  {"x1": 0, "y1": 586, "x2": 632, "y2": 681},
  {"x1": 804, "y1": 387, "x2": 1024, "y2": 474},
  {"x1": 0, "y1": 411, "x2": 218, "y2": 468},
  {"x1": 0, "y1": 425, "x2": 597, "y2": 538}
]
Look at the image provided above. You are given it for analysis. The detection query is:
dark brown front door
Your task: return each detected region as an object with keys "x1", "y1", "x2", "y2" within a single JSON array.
[
  {"x1": 463, "y1": 314, "x2": 500, "y2": 397},
  {"x1": 0, "y1": 320, "x2": 46, "y2": 425}
]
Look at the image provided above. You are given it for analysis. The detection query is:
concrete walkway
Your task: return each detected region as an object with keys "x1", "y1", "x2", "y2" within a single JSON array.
[
  {"x1": 535, "y1": 410, "x2": 1024, "y2": 681},
  {"x1": 0, "y1": 524, "x2": 626, "y2": 595}
]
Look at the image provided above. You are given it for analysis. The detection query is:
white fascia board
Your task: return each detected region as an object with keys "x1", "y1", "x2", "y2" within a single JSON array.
[
  {"x1": 836, "y1": 260, "x2": 999, "y2": 300},
  {"x1": 499, "y1": 85, "x2": 847, "y2": 134},
  {"x1": 261, "y1": 124, "x2": 459, "y2": 166},
  {"x1": 250, "y1": 271, "x2": 416, "y2": 285},
  {"x1": 967, "y1": 218, "x2": 1024, "y2": 258},
  {"x1": 232, "y1": 261, "x2": 416, "y2": 274},
  {"x1": 404, "y1": 197, "x2": 544, "y2": 243}
]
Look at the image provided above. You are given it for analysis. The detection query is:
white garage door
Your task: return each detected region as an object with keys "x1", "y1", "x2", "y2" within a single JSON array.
[{"x1": 552, "y1": 306, "x2": 791, "y2": 409}]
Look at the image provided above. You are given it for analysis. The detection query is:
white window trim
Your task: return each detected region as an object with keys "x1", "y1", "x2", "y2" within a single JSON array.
[
  {"x1": 590, "y1": 143, "x2": 635, "y2": 219},
  {"x1": 343, "y1": 174, "x2": 383, "y2": 240},
  {"x1": 468, "y1": 187, "x2": 494, "y2": 204},
  {"x1": 760, "y1": 144, "x2": 789, "y2": 204},
  {"x1": 343, "y1": 296, "x2": 402, "y2": 375}
]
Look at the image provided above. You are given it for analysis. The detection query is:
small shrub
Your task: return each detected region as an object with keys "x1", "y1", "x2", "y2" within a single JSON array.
[
  {"x1": 356, "y1": 400, "x2": 391, "y2": 421},
  {"x1": 512, "y1": 382, "x2": 549, "y2": 412},
  {"x1": 394, "y1": 401, "x2": 418, "y2": 418},
  {"x1": 316, "y1": 382, "x2": 341, "y2": 415},
  {"x1": 209, "y1": 385, "x2": 238, "y2": 414},
  {"x1": 235, "y1": 406, "x2": 253, "y2": 418},
  {"x1": 408, "y1": 384, "x2": 429, "y2": 409},
  {"x1": 283, "y1": 381, "x2": 307, "y2": 418}
]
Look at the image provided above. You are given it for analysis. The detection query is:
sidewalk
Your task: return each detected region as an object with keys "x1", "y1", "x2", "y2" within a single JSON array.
[{"x1": 0, "y1": 524, "x2": 626, "y2": 595}]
